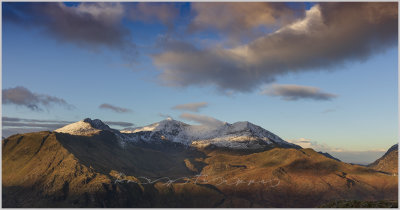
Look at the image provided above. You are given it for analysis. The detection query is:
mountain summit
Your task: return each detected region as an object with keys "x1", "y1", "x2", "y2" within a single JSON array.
[
  {"x1": 120, "y1": 118, "x2": 300, "y2": 149},
  {"x1": 55, "y1": 118, "x2": 112, "y2": 136},
  {"x1": 54, "y1": 118, "x2": 299, "y2": 150}
]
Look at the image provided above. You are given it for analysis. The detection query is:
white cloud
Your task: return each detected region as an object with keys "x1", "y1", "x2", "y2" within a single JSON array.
[
  {"x1": 172, "y1": 102, "x2": 208, "y2": 112},
  {"x1": 74, "y1": 2, "x2": 125, "y2": 24},
  {"x1": 179, "y1": 112, "x2": 224, "y2": 127},
  {"x1": 261, "y1": 84, "x2": 337, "y2": 101},
  {"x1": 189, "y1": 2, "x2": 300, "y2": 41},
  {"x1": 153, "y1": 3, "x2": 397, "y2": 93}
]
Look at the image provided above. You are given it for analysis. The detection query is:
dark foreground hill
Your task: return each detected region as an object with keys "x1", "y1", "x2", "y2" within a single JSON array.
[{"x1": 2, "y1": 130, "x2": 398, "y2": 207}]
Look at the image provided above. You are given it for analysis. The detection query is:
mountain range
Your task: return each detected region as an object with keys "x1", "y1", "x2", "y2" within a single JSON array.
[
  {"x1": 55, "y1": 118, "x2": 300, "y2": 150},
  {"x1": 2, "y1": 118, "x2": 398, "y2": 207}
]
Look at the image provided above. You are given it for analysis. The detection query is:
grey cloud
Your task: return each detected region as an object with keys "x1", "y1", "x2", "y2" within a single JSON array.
[
  {"x1": 2, "y1": 117, "x2": 72, "y2": 123},
  {"x1": 127, "y1": 2, "x2": 179, "y2": 27},
  {"x1": 153, "y1": 2, "x2": 397, "y2": 93},
  {"x1": 189, "y1": 2, "x2": 303, "y2": 41},
  {"x1": 2, "y1": 86, "x2": 74, "y2": 111},
  {"x1": 261, "y1": 84, "x2": 337, "y2": 101},
  {"x1": 104, "y1": 121, "x2": 134, "y2": 127},
  {"x1": 2, "y1": 116, "x2": 135, "y2": 137},
  {"x1": 3, "y1": 121, "x2": 134, "y2": 129},
  {"x1": 2, "y1": 117, "x2": 70, "y2": 137},
  {"x1": 172, "y1": 102, "x2": 208, "y2": 112},
  {"x1": 99, "y1": 103, "x2": 132, "y2": 113},
  {"x1": 3, "y1": 122, "x2": 68, "y2": 129},
  {"x1": 179, "y1": 112, "x2": 224, "y2": 127},
  {"x1": 3, "y1": 2, "x2": 136, "y2": 57},
  {"x1": 3, "y1": 117, "x2": 25, "y2": 122},
  {"x1": 2, "y1": 117, "x2": 72, "y2": 130}
]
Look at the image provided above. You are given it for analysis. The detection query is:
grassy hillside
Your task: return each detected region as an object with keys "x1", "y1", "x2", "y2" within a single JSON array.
[
  {"x1": 2, "y1": 131, "x2": 222, "y2": 207},
  {"x1": 193, "y1": 147, "x2": 398, "y2": 207},
  {"x1": 2, "y1": 131, "x2": 398, "y2": 207}
]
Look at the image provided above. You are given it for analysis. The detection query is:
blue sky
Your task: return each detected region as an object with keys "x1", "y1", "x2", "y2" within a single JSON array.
[{"x1": 2, "y1": 2, "x2": 398, "y2": 163}]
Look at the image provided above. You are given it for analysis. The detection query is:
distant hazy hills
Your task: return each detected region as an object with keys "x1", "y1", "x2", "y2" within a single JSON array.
[{"x1": 2, "y1": 119, "x2": 398, "y2": 207}]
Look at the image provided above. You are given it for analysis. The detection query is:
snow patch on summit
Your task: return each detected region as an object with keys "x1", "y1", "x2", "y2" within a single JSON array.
[
  {"x1": 121, "y1": 119, "x2": 296, "y2": 149},
  {"x1": 55, "y1": 118, "x2": 299, "y2": 149},
  {"x1": 55, "y1": 118, "x2": 111, "y2": 136},
  {"x1": 121, "y1": 118, "x2": 188, "y2": 134}
]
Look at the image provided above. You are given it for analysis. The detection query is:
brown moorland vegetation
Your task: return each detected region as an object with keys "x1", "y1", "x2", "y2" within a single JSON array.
[{"x1": 2, "y1": 131, "x2": 398, "y2": 207}]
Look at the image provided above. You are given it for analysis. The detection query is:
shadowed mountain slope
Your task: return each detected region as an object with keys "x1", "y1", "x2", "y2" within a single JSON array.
[
  {"x1": 369, "y1": 144, "x2": 398, "y2": 174},
  {"x1": 2, "y1": 131, "x2": 224, "y2": 207}
]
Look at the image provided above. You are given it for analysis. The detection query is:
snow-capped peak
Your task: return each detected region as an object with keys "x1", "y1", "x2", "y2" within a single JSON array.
[
  {"x1": 121, "y1": 119, "x2": 188, "y2": 134},
  {"x1": 121, "y1": 119, "x2": 297, "y2": 149},
  {"x1": 228, "y1": 121, "x2": 286, "y2": 143},
  {"x1": 55, "y1": 118, "x2": 111, "y2": 136},
  {"x1": 230, "y1": 121, "x2": 254, "y2": 131},
  {"x1": 156, "y1": 119, "x2": 189, "y2": 131},
  {"x1": 83, "y1": 118, "x2": 110, "y2": 130},
  {"x1": 55, "y1": 118, "x2": 299, "y2": 149}
]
